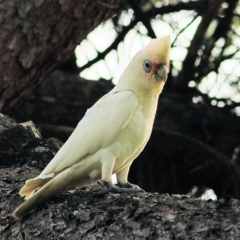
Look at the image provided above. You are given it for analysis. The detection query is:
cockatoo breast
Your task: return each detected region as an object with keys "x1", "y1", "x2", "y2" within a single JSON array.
[{"x1": 109, "y1": 95, "x2": 157, "y2": 172}]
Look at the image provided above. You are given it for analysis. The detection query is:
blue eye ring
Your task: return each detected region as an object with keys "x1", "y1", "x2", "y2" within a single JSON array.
[{"x1": 143, "y1": 59, "x2": 152, "y2": 73}]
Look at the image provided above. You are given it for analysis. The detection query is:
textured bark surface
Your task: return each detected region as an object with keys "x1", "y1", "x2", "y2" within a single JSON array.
[
  {"x1": 1, "y1": 111, "x2": 240, "y2": 239},
  {"x1": 0, "y1": 119, "x2": 240, "y2": 239},
  {"x1": 2, "y1": 186, "x2": 240, "y2": 239},
  {"x1": 0, "y1": 116, "x2": 62, "y2": 169},
  {"x1": 0, "y1": 0, "x2": 122, "y2": 110}
]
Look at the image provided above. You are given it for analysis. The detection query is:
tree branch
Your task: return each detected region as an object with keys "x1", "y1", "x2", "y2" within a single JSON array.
[
  {"x1": 174, "y1": 0, "x2": 224, "y2": 89},
  {"x1": 0, "y1": 0, "x2": 123, "y2": 110},
  {"x1": 79, "y1": 17, "x2": 139, "y2": 72}
]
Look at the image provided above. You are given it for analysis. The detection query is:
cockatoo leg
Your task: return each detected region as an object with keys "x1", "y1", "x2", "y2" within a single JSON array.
[
  {"x1": 93, "y1": 164, "x2": 144, "y2": 195},
  {"x1": 116, "y1": 164, "x2": 144, "y2": 190}
]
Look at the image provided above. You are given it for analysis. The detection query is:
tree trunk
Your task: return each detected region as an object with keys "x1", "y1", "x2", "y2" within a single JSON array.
[
  {"x1": 0, "y1": 0, "x2": 122, "y2": 110},
  {"x1": 1, "y1": 119, "x2": 240, "y2": 239}
]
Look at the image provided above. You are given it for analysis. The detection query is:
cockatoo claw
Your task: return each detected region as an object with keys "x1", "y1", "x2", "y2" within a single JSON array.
[
  {"x1": 117, "y1": 182, "x2": 144, "y2": 191},
  {"x1": 92, "y1": 180, "x2": 144, "y2": 196}
]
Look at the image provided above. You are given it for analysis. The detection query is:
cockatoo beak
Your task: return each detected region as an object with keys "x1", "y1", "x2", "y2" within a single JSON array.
[{"x1": 156, "y1": 64, "x2": 167, "y2": 82}]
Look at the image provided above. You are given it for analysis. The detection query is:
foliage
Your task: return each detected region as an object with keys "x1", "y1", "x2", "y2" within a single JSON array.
[{"x1": 77, "y1": 0, "x2": 240, "y2": 113}]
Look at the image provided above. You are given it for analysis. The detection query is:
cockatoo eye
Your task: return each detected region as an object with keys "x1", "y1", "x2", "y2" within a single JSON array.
[{"x1": 143, "y1": 59, "x2": 152, "y2": 73}]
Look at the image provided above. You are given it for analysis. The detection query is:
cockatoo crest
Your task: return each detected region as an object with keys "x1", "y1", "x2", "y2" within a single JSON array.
[
  {"x1": 117, "y1": 35, "x2": 171, "y2": 97},
  {"x1": 145, "y1": 35, "x2": 171, "y2": 70}
]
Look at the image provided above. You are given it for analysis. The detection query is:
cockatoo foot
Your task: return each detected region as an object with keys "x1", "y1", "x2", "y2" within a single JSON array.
[
  {"x1": 117, "y1": 182, "x2": 144, "y2": 191},
  {"x1": 92, "y1": 181, "x2": 144, "y2": 196}
]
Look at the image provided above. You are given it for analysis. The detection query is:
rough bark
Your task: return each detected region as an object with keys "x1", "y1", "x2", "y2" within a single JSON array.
[
  {"x1": 2, "y1": 186, "x2": 240, "y2": 239},
  {"x1": 0, "y1": 117, "x2": 62, "y2": 169},
  {"x1": 1, "y1": 119, "x2": 240, "y2": 239},
  {"x1": 0, "y1": 0, "x2": 123, "y2": 110}
]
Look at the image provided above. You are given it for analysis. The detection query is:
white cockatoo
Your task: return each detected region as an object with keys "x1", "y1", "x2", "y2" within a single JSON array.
[{"x1": 13, "y1": 35, "x2": 171, "y2": 218}]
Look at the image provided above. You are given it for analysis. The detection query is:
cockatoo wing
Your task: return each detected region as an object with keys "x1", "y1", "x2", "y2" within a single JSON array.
[{"x1": 39, "y1": 90, "x2": 138, "y2": 177}]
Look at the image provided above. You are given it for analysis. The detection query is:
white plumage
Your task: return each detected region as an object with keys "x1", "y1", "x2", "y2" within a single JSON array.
[{"x1": 13, "y1": 35, "x2": 171, "y2": 218}]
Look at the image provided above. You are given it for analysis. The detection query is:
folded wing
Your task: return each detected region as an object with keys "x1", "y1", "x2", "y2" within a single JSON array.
[{"x1": 19, "y1": 90, "x2": 138, "y2": 199}]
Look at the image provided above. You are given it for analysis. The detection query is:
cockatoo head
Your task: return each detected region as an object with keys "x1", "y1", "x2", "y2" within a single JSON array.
[{"x1": 118, "y1": 35, "x2": 171, "y2": 98}]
